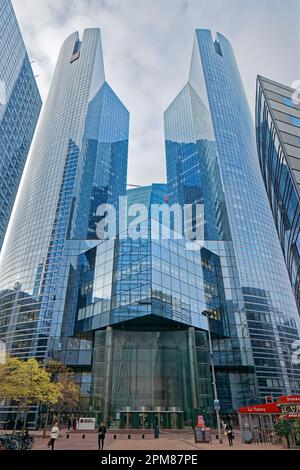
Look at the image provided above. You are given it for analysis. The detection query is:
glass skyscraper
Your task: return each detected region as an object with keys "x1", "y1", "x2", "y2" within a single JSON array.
[
  {"x1": 0, "y1": 28, "x2": 129, "y2": 370},
  {"x1": 2, "y1": 24, "x2": 300, "y2": 430},
  {"x1": 0, "y1": 0, "x2": 41, "y2": 249},
  {"x1": 165, "y1": 29, "x2": 300, "y2": 408},
  {"x1": 256, "y1": 76, "x2": 300, "y2": 313}
]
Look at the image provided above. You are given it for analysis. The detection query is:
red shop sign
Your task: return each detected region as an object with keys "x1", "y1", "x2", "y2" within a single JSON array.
[
  {"x1": 277, "y1": 396, "x2": 300, "y2": 404},
  {"x1": 239, "y1": 403, "x2": 280, "y2": 414}
]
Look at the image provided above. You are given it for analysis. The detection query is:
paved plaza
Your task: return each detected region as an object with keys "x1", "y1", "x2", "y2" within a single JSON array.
[{"x1": 31, "y1": 429, "x2": 292, "y2": 451}]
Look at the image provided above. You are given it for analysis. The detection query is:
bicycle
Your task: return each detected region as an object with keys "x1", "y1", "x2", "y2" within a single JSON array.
[
  {"x1": 0, "y1": 431, "x2": 35, "y2": 450},
  {"x1": 14, "y1": 431, "x2": 35, "y2": 450},
  {"x1": 0, "y1": 434, "x2": 18, "y2": 450}
]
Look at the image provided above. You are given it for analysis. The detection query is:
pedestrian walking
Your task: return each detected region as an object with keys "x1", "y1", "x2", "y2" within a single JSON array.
[
  {"x1": 72, "y1": 417, "x2": 77, "y2": 431},
  {"x1": 97, "y1": 422, "x2": 107, "y2": 450},
  {"x1": 225, "y1": 423, "x2": 234, "y2": 446},
  {"x1": 48, "y1": 421, "x2": 59, "y2": 451}
]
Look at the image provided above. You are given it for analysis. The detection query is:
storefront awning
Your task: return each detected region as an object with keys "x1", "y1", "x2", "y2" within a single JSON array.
[{"x1": 238, "y1": 403, "x2": 280, "y2": 414}]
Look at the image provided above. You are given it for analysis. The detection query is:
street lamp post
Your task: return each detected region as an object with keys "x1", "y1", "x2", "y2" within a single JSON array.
[{"x1": 204, "y1": 311, "x2": 222, "y2": 444}]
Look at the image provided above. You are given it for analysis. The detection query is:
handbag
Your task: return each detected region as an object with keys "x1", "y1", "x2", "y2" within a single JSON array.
[{"x1": 224, "y1": 430, "x2": 228, "y2": 436}]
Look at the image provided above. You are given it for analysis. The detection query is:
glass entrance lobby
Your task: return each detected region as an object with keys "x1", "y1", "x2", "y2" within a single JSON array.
[
  {"x1": 118, "y1": 409, "x2": 184, "y2": 429},
  {"x1": 90, "y1": 325, "x2": 214, "y2": 429}
]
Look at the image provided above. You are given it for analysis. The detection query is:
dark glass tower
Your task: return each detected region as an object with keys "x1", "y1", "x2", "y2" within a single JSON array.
[
  {"x1": 256, "y1": 76, "x2": 300, "y2": 314},
  {"x1": 165, "y1": 30, "x2": 300, "y2": 408},
  {"x1": 0, "y1": 0, "x2": 41, "y2": 249}
]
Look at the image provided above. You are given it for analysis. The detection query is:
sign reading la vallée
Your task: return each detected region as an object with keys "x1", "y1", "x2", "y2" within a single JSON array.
[
  {"x1": 238, "y1": 403, "x2": 280, "y2": 414},
  {"x1": 239, "y1": 396, "x2": 300, "y2": 415}
]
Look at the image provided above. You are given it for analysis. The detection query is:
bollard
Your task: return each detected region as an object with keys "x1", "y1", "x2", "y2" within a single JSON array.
[
  {"x1": 142, "y1": 434, "x2": 145, "y2": 439},
  {"x1": 114, "y1": 434, "x2": 117, "y2": 440},
  {"x1": 82, "y1": 434, "x2": 85, "y2": 439},
  {"x1": 128, "y1": 434, "x2": 131, "y2": 439},
  {"x1": 66, "y1": 433, "x2": 69, "y2": 439}
]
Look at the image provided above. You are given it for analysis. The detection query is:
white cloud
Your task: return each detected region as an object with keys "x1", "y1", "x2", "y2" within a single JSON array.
[{"x1": 12, "y1": 0, "x2": 300, "y2": 186}]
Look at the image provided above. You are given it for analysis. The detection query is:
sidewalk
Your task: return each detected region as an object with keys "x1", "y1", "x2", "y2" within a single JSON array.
[{"x1": 32, "y1": 429, "x2": 292, "y2": 451}]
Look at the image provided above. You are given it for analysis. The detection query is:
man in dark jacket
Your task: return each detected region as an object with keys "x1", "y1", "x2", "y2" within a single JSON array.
[
  {"x1": 98, "y1": 422, "x2": 107, "y2": 450},
  {"x1": 225, "y1": 423, "x2": 234, "y2": 446}
]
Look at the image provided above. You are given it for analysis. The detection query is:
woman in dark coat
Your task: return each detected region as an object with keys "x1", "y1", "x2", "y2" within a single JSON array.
[{"x1": 98, "y1": 422, "x2": 107, "y2": 450}]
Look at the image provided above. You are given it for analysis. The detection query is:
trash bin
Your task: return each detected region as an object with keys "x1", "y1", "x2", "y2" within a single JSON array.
[
  {"x1": 203, "y1": 428, "x2": 211, "y2": 443},
  {"x1": 154, "y1": 426, "x2": 160, "y2": 439},
  {"x1": 243, "y1": 431, "x2": 252, "y2": 444},
  {"x1": 194, "y1": 428, "x2": 203, "y2": 443},
  {"x1": 194, "y1": 427, "x2": 211, "y2": 443}
]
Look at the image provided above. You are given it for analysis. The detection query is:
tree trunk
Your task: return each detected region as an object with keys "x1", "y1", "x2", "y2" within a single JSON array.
[
  {"x1": 13, "y1": 405, "x2": 20, "y2": 432},
  {"x1": 282, "y1": 435, "x2": 290, "y2": 448},
  {"x1": 43, "y1": 409, "x2": 49, "y2": 438},
  {"x1": 23, "y1": 405, "x2": 29, "y2": 430}
]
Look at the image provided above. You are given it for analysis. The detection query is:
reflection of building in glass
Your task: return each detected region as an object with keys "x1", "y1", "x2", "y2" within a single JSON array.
[
  {"x1": 0, "y1": 0, "x2": 41, "y2": 249},
  {"x1": 165, "y1": 29, "x2": 300, "y2": 409},
  {"x1": 70, "y1": 184, "x2": 229, "y2": 427},
  {"x1": 256, "y1": 76, "x2": 300, "y2": 314},
  {"x1": 0, "y1": 284, "x2": 39, "y2": 355}
]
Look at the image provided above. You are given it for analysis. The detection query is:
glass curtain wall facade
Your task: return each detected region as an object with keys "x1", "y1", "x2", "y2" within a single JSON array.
[
  {"x1": 0, "y1": 29, "x2": 129, "y2": 369},
  {"x1": 70, "y1": 184, "x2": 230, "y2": 427},
  {"x1": 164, "y1": 30, "x2": 300, "y2": 408},
  {"x1": 0, "y1": 0, "x2": 41, "y2": 249},
  {"x1": 256, "y1": 76, "x2": 300, "y2": 313}
]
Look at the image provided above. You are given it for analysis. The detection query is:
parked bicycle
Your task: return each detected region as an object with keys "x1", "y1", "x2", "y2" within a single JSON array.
[
  {"x1": 14, "y1": 431, "x2": 35, "y2": 450},
  {"x1": 0, "y1": 434, "x2": 18, "y2": 450},
  {"x1": 0, "y1": 431, "x2": 35, "y2": 450}
]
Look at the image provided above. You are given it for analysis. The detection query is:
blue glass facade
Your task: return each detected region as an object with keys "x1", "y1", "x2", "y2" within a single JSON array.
[
  {"x1": 165, "y1": 30, "x2": 300, "y2": 407},
  {"x1": 71, "y1": 184, "x2": 229, "y2": 426},
  {"x1": 75, "y1": 185, "x2": 226, "y2": 333},
  {"x1": 0, "y1": 0, "x2": 41, "y2": 249},
  {"x1": 71, "y1": 82, "x2": 129, "y2": 240},
  {"x1": 0, "y1": 29, "x2": 129, "y2": 366},
  {"x1": 256, "y1": 76, "x2": 300, "y2": 314}
]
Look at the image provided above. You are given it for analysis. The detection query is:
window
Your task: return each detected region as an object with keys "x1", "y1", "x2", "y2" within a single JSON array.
[
  {"x1": 70, "y1": 39, "x2": 81, "y2": 63},
  {"x1": 291, "y1": 116, "x2": 300, "y2": 128},
  {"x1": 283, "y1": 96, "x2": 295, "y2": 108}
]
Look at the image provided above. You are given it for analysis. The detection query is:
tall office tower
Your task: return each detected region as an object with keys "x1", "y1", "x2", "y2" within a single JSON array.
[
  {"x1": 0, "y1": 0, "x2": 41, "y2": 249},
  {"x1": 165, "y1": 29, "x2": 300, "y2": 410},
  {"x1": 70, "y1": 184, "x2": 228, "y2": 428},
  {"x1": 0, "y1": 29, "x2": 129, "y2": 370},
  {"x1": 256, "y1": 76, "x2": 300, "y2": 313}
]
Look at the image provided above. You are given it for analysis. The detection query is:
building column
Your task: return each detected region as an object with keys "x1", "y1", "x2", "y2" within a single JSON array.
[
  {"x1": 103, "y1": 326, "x2": 113, "y2": 424},
  {"x1": 188, "y1": 327, "x2": 198, "y2": 411}
]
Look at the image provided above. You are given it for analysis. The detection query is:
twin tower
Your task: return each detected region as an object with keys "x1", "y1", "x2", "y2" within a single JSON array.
[{"x1": 0, "y1": 28, "x2": 299, "y2": 428}]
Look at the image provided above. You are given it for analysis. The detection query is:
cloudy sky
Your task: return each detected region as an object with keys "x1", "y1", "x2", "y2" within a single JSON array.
[{"x1": 13, "y1": 0, "x2": 300, "y2": 186}]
